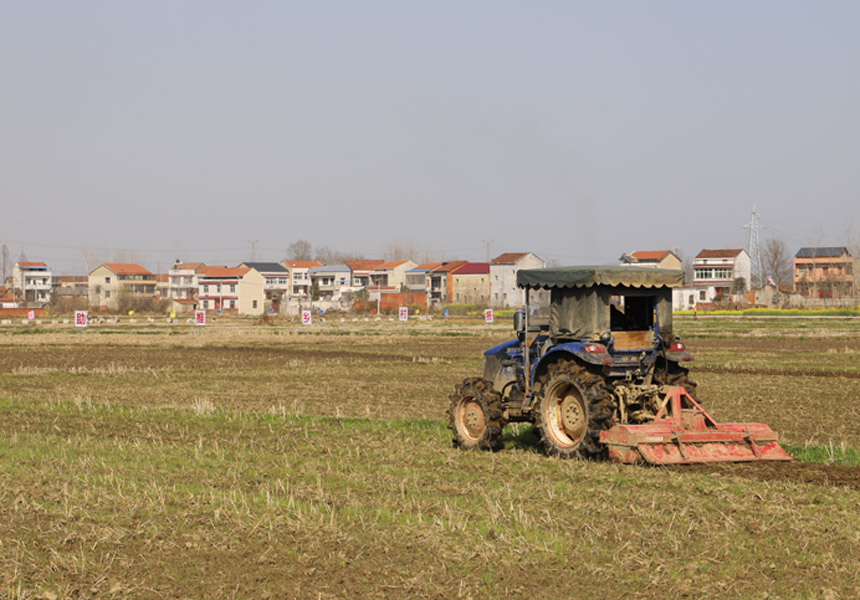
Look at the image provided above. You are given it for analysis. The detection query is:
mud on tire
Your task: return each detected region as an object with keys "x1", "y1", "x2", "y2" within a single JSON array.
[
  {"x1": 448, "y1": 377, "x2": 505, "y2": 451},
  {"x1": 533, "y1": 360, "x2": 615, "y2": 459},
  {"x1": 654, "y1": 358, "x2": 699, "y2": 405}
]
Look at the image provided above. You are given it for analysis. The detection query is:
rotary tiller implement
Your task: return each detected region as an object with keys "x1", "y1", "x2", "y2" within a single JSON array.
[{"x1": 600, "y1": 386, "x2": 792, "y2": 465}]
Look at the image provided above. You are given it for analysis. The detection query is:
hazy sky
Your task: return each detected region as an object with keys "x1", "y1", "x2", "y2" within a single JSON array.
[{"x1": 3, "y1": 2, "x2": 860, "y2": 274}]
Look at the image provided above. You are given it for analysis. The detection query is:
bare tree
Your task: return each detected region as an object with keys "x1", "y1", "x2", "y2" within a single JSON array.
[
  {"x1": 81, "y1": 243, "x2": 104, "y2": 274},
  {"x1": 1, "y1": 244, "x2": 9, "y2": 285},
  {"x1": 762, "y1": 238, "x2": 792, "y2": 286},
  {"x1": 841, "y1": 221, "x2": 860, "y2": 301},
  {"x1": 382, "y1": 240, "x2": 417, "y2": 262},
  {"x1": 286, "y1": 239, "x2": 313, "y2": 261},
  {"x1": 314, "y1": 246, "x2": 359, "y2": 265},
  {"x1": 681, "y1": 256, "x2": 694, "y2": 284},
  {"x1": 112, "y1": 248, "x2": 144, "y2": 264}
]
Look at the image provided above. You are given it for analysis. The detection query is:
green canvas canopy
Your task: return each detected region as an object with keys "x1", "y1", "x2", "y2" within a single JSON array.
[
  {"x1": 517, "y1": 266, "x2": 684, "y2": 290},
  {"x1": 517, "y1": 267, "x2": 681, "y2": 340}
]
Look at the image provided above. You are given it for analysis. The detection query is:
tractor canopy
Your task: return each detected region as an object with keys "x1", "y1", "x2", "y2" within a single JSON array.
[{"x1": 517, "y1": 266, "x2": 684, "y2": 341}]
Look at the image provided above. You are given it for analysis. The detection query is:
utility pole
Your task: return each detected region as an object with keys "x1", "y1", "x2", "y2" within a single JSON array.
[
  {"x1": 744, "y1": 205, "x2": 765, "y2": 288},
  {"x1": 482, "y1": 239, "x2": 493, "y2": 264}
]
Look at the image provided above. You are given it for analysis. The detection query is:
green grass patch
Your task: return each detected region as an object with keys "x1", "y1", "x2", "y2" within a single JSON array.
[{"x1": 785, "y1": 444, "x2": 860, "y2": 465}]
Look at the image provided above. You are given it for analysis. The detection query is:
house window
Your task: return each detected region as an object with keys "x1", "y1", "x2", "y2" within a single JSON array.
[
  {"x1": 105, "y1": 277, "x2": 111, "y2": 284},
  {"x1": 217, "y1": 284, "x2": 221, "y2": 294},
  {"x1": 230, "y1": 284, "x2": 235, "y2": 293},
  {"x1": 105, "y1": 290, "x2": 111, "y2": 298},
  {"x1": 203, "y1": 285, "x2": 209, "y2": 295},
  {"x1": 688, "y1": 294, "x2": 694, "y2": 304},
  {"x1": 699, "y1": 290, "x2": 706, "y2": 300},
  {"x1": 252, "y1": 300, "x2": 258, "y2": 309}
]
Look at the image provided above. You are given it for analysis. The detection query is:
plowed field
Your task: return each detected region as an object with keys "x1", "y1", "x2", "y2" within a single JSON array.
[{"x1": 1, "y1": 317, "x2": 859, "y2": 599}]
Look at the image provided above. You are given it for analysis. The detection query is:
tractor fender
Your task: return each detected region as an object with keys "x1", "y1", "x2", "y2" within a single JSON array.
[
  {"x1": 533, "y1": 343, "x2": 605, "y2": 383},
  {"x1": 661, "y1": 349, "x2": 694, "y2": 364},
  {"x1": 482, "y1": 338, "x2": 521, "y2": 393},
  {"x1": 483, "y1": 339, "x2": 520, "y2": 357}
]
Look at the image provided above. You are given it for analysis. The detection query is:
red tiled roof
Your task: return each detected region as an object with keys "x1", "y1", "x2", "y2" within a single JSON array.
[
  {"x1": 376, "y1": 260, "x2": 410, "y2": 270},
  {"x1": 283, "y1": 261, "x2": 322, "y2": 268},
  {"x1": 344, "y1": 259, "x2": 385, "y2": 271},
  {"x1": 16, "y1": 262, "x2": 47, "y2": 267},
  {"x1": 154, "y1": 274, "x2": 168, "y2": 282},
  {"x1": 175, "y1": 262, "x2": 204, "y2": 270},
  {"x1": 54, "y1": 275, "x2": 87, "y2": 283},
  {"x1": 429, "y1": 260, "x2": 468, "y2": 273},
  {"x1": 412, "y1": 262, "x2": 442, "y2": 271},
  {"x1": 103, "y1": 263, "x2": 152, "y2": 275},
  {"x1": 491, "y1": 252, "x2": 529, "y2": 264},
  {"x1": 453, "y1": 262, "x2": 490, "y2": 275},
  {"x1": 198, "y1": 266, "x2": 250, "y2": 278},
  {"x1": 696, "y1": 249, "x2": 744, "y2": 259},
  {"x1": 631, "y1": 250, "x2": 672, "y2": 261}
]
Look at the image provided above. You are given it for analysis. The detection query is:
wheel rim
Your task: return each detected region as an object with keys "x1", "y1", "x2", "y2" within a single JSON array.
[
  {"x1": 458, "y1": 399, "x2": 486, "y2": 440},
  {"x1": 545, "y1": 383, "x2": 587, "y2": 448}
]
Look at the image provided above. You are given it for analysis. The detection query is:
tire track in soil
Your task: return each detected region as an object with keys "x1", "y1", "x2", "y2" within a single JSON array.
[{"x1": 679, "y1": 462, "x2": 860, "y2": 490}]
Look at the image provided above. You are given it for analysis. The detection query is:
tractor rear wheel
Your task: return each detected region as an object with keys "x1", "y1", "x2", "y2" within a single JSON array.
[
  {"x1": 654, "y1": 360, "x2": 698, "y2": 405},
  {"x1": 448, "y1": 378, "x2": 505, "y2": 451},
  {"x1": 533, "y1": 360, "x2": 615, "y2": 459}
]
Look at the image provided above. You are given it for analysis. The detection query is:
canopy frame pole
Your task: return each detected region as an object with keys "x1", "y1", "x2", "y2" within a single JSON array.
[{"x1": 524, "y1": 287, "x2": 531, "y2": 398}]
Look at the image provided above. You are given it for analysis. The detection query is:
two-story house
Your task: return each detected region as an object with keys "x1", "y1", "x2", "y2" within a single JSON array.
[
  {"x1": 344, "y1": 259, "x2": 385, "y2": 288},
  {"x1": 404, "y1": 263, "x2": 441, "y2": 293},
  {"x1": 281, "y1": 260, "x2": 322, "y2": 299},
  {"x1": 490, "y1": 252, "x2": 546, "y2": 308},
  {"x1": 308, "y1": 264, "x2": 352, "y2": 300},
  {"x1": 197, "y1": 266, "x2": 264, "y2": 315},
  {"x1": 168, "y1": 261, "x2": 205, "y2": 300},
  {"x1": 450, "y1": 262, "x2": 490, "y2": 305},
  {"x1": 691, "y1": 249, "x2": 751, "y2": 301},
  {"x1": 241, "y1": 262, "x2": 291, "y2": 312},
  {"x1": 794, "y1": 247, "x2": 856, "y2": 299},
  {"x1": 370, "y1": 260, "x2": 418, "y2": 290},
  {"x1": 11, "y1": 262, "x2": 52, "y2": 306},
  {"x1": 426, "y1": 261, "x2": 468, "y2": 307},
  {"x1": 88, "y1": 263, "x2": 155, "y2": 310}
]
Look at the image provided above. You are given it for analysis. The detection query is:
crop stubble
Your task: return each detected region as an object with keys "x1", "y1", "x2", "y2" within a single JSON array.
[{"x1": 1, "y1": 320, "x2": 859, "y2": 599}]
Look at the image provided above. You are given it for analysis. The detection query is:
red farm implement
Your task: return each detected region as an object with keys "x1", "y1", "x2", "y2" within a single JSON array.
[{"x1": 600, "y1": 386, "x2": 792, "y2": 465}]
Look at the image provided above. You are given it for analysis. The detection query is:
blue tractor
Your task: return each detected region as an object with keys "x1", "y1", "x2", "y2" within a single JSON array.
[{"x1": 447, "y1": 266, "x2": 697, "y2": 459}]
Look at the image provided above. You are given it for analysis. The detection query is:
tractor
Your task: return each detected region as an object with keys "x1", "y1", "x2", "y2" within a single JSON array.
[{"x1": 447, "y1": 266, "x2": 790, "y2": 464}]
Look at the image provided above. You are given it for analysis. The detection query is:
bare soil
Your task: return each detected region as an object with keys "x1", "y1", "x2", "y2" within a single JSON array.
[
  {"x1": 683, "y1": 461, "x2": 860, "y2": 490},
  {"x1": 2, "y1": 323, "x2": 860, "y2": 599}
]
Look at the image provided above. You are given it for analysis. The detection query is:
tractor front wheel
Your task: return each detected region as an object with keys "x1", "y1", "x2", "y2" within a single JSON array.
[
  {"x1": 533, "y1": 360, "x2": 615, "y2": 459},
  {"x1": 448, "y1": 378, "x2": 505, "y2": 451}
]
